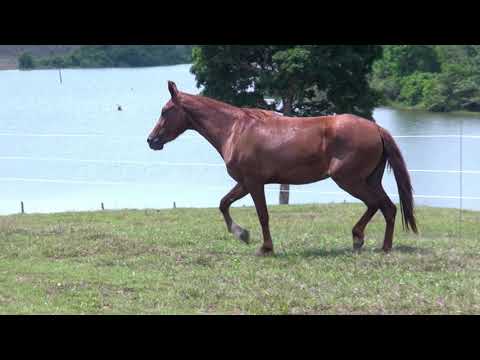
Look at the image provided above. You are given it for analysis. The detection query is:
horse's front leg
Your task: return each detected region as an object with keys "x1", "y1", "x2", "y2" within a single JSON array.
[
  {"x1": 245, "y1": 182, "x2": 274, "y2": 256},
  {"x1": 219, "y1": 183, "x2": 250, "y2": 243}
]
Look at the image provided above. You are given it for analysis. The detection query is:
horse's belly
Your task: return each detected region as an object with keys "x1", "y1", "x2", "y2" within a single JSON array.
[
  {"x1": 269, "y1": 163, "x2": 330, "y2": 184},
  {"x1": 227, "y1": 130, "x2": 331, "y2": 184}
]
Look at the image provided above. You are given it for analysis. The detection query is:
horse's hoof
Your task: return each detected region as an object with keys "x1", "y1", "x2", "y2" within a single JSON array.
[
  {"x1": 255, "y1": 246, "x2": 274, "y2": 257},
  {"x1": 382, "y1": 246, "x2": 392, "y2": 254},
  {"x1": 353, "y1": 246, "x2": 363, "y2": 253},
  {"x1": 353, "y1": 236, "x2": 364, "y2": 252},
  {"x1": 232, "y1": 224, "x2": 250, "y2": 244}
]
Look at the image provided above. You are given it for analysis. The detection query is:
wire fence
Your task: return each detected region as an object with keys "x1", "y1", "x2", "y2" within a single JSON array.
[{"x1": 1, "y1": 132, "x2": 479, "y2": 211}]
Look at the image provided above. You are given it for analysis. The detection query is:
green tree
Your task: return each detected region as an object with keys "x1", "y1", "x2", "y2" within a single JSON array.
[
  {"x1": 422, "y1": 75, "x2": 448, "y2": 112},
  {"x1": 192, "y1": 45, "x2": 381, "y2": 118},
  {"x1": 374, "y1": 45, "x2": 440, "y2": 78},
  {"x1": 191, "y1": 45, "x2": 382, "y2": 204},
  {"x1": 50, "y1": 55, "x2": 67, "y2": 68},
  {"x1": 371, "y1": 45, "x2": 480, "y2": 113},
  {"x1": 399, "y1": 72, "x2": 436, "y2": 106},
  {"x1": 18, "y1": 52, "x2": 35, "y2": 69}
]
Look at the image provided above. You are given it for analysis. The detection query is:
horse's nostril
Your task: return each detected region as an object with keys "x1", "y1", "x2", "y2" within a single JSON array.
[{"x1": 147, "y1": 138, "x2": 152, "y2": 144}]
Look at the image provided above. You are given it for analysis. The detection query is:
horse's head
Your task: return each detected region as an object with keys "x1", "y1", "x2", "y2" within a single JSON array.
[{"x1": 147, "y1": 81, "x2": 190, "y2": 151}]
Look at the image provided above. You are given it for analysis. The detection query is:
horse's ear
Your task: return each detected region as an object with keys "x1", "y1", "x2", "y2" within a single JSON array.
[{"x1": 168, "y1": 81, "x2": 180, "y2": 104}]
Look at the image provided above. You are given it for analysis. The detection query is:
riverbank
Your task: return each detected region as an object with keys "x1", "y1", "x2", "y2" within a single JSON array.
[
  {"x1": 1, "y1": 203, "x2": 478, "y2": 314},
  {"x1": 379, "y1": 101, "x2": 480, "y2": 117},
  {"x1": 0, "y1": 56, "x2": 17, "y2": 70},
  {"x1": 0, "y1": 45, "x2": 81, "y2": 70}
]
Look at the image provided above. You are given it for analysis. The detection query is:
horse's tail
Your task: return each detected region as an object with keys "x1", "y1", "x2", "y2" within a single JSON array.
[{"x1": 378, "y1": 126, "x2": 418, "y2": 234}]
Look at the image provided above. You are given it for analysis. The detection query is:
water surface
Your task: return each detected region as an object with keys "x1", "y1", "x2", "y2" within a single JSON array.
[{"x1": 0, "y1": 65, "x2": 479, "y2": 214}]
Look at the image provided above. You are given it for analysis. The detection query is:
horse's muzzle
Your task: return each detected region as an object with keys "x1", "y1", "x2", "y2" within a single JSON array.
[{"x1": 147, "y1": 137, "x2": 164, "y2": 150}]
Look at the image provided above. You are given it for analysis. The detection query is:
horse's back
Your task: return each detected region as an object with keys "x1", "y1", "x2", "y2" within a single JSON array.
[
  {"x1": 228, "y1": 111, "x2": 383, "y2": 184},
  {"x1": 274, "y1": 113, "x2": 384, "y2": 181}
]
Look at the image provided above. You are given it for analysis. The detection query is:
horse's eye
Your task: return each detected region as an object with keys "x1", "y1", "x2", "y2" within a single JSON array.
[{"x1": 162, "y1": 107, "x2": 174, "y2": 118}]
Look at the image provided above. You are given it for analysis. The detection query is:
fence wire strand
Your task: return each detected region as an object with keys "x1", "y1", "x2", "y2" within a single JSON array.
[{"x1": 0, "y1": 132, "x2": 478, "y2": 212}]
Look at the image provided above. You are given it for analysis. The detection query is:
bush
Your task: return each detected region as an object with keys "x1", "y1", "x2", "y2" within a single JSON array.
[
  {"x1": 18, "y1": 52, "x2": 35, "y2": 69},
  {"x1": 422, "y1": 77, "x2": 449, "y2": 112},
  {"x1": 370, "y1": 76, "x2": 402, "y2": 103},
  {"x1": 399, "y1": 72, "x2": 436, "y2": 106},
  {"x1": 51, "y1": 55, "x2": 67, "y2": 68}
]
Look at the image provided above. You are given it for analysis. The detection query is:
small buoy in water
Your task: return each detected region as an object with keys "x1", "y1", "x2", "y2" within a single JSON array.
[{"x1": 117, "y1": 105, "x2": 122, "y2": 111}]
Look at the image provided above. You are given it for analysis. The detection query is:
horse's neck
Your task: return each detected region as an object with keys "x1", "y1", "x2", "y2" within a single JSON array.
[{"x1": 184, "y1": 96, "x2": 237, "y2": 157}]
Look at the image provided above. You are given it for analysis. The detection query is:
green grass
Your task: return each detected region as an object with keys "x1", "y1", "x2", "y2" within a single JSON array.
[{"x1": 0, "y1": 203, "x2": 479, "y2": 314}]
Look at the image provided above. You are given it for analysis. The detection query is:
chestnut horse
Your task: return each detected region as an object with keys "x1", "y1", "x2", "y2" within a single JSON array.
[{"x1": 148, "y1": 81, "x2": 417, "y2": 256}]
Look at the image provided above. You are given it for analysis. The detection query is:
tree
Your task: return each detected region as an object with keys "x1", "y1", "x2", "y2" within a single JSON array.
[
  {"x1": 373, "y1": 45, "x2": 440, "y2": 78},
  {"x1": 191, "y1": 45, "x2": 382, "y2": 204},
  {"x1": 370, "y1": 45, "x2": 480, "y2": 112},
  {"x1": 18, "y1": 52, "x2": 35, "y2": 69},
  {"x1": 399, "y1": 71, "x2": 437, "y2": 106}
]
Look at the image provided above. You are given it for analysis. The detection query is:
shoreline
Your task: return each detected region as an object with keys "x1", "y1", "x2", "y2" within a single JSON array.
[
  {"x1": 0, "y1": 63, "x2": 192, "y2": 72},
  {"x1": 377, "y1": 102, "x2": 480, "y2": 117},
  {"x1": 0, "y1": 60, "x2": 17, "y2": 70}
]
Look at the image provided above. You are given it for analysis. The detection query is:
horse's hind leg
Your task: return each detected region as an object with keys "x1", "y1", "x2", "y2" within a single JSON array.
[
  {"x1": 333, "y1": 178, "x2": 390, "y2": 252},
  {"x1": 352, "y1": 206, "x2": 378, "y2": 250},
  {"x1": 350, "y1": 184, "x2": 397, "y2": 252},
  {"x1": 350, "y1": 158, "x2": 386, "y2": 250},
  {"x1": 364, "y1": 158, "x2": 397, "y2": 252},
  {"x1": 219, "y1": 183, "x2": 250, "y2": 243},
  {"x1": 378, "y1": 194, "x2": 397, "y2": 252}
]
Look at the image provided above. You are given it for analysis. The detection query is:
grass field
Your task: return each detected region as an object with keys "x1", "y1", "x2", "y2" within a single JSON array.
[{"x1": 0, "y1": 203, "x2": 479, "y2": 314}]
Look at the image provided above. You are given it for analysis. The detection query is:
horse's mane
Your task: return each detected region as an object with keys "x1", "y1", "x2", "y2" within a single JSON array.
[
  {"x1": 182, "y1": 93, "x2": 239, "y2": 112},
  {"x1": 181, "y1": 93, "x2": 283, "y2": 121}
]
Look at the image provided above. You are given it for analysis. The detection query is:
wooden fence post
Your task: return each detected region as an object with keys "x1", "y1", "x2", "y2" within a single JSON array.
[
  {"x1": 21, "y1": 201, "x2": 24, "y2": 214},
  {"x1": 279, "y1": 184, "x2": 290, "y2": 204}
]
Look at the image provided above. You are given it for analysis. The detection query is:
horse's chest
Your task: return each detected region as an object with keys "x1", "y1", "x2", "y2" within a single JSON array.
[
  {"x1": 224, "y1": 144, "x2": 268, "y2": 181},
  {"x1": 224, "y1": 151, "x2": 252, "y2": 181}
]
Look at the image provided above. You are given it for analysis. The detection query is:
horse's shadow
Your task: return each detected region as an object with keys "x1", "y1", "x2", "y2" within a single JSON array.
[
  {"x1": 275, "y1": 244, "x2": 430, "y2": 258},
  {"x1": 276, "y1": 247, "x2": 353, "y2": 258},
  {"x1": 382, "y1": 244, "x2": 431, "y2": 255}
]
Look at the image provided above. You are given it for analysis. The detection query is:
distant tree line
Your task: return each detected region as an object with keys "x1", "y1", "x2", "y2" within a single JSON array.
[
  {"x1": 18, "y1": 45, "x2": 193, "y2": 70},
  {"x1": 370, "y1": 45, "x2": 480, "y2": 112}
]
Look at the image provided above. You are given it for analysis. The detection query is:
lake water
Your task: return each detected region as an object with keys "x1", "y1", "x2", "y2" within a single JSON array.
[{"x1": 1, "y1": 64, "x2": 479, "y2": 215}]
